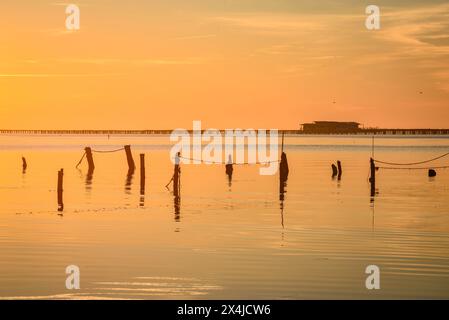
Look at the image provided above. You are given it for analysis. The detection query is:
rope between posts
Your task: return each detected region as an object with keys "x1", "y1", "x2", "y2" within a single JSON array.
[
  {"x1": 378, "y1": 165, "x2": 449, "y2": 170},
  {"x1": 75, "y1": 147, "x2": 125, "y2": 168},
  {"x1": 91, "y1": 147, "x2": 125, "y2": 153},
  {"x1": 178, "y1": 156, "x2": 281, "y2": 165},
  {"x1": 373, "y1": 152, "x2": 449, "y2": 166}
]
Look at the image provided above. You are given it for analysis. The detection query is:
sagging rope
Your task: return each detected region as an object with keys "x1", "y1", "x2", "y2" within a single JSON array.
[
  {"x1": 91, "y1": 147, "x2": 125, "y2": 153},
  {"x1": 378, "y1": 165, "x2": 449, "y2": 170},
  {"x1": 75, "y1": 147, "x2": 125, "y2": 168},
  {"x1": 373, "y1": 152, "x2": 449, "y2": 166},
  {"x1": 178, "y1": 155, "x2": 280, "y2": 165}
]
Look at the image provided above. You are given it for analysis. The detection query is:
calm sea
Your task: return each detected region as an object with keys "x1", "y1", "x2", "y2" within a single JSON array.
[{"x1": 0, "y1": 134, "x2": 449, "y2": 299}]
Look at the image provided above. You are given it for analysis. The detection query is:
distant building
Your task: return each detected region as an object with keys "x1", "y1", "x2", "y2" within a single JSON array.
[{"x1": 301, "y1": 121, "x2": 361, "y2": 134}]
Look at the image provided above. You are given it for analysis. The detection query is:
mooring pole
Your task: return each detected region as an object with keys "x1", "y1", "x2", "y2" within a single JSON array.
[
  {"x1": 84, "y1": 147, "x2": 95, "y2": 171},
  {"x1": 22, "y1": 157, "x2": 27, "y2": 172},
  {"x1": 140, "y1": 153, "x2": 145, "y2": 195},
  {"x1": 173, "y1": 152, "x2": 181, "y2": 196},
  {"x1": 331, "y1": 164, "x2": 338, "y2": 177},
  {"x1": 57, "y1": 169, "x2": 64, "y2": 211},
  {"x1": 369, "y1": 158, "x2": 376, "y2": 197},
  {"x1": 281, "y1": 131, "x2": 285, "y2": 153},
  {"x1": 124, "y1": 145, "x2": 135, "y2": 172},
  {"x1": 173, "y1": 164, "x2": 180, "y2": 196},
  {"x1": 279, "y1": 152, "x2": 289, "y2": 181},
  {"x1": 337, "y1": 160, "x2": 342, "y2": 180},
  {"x1": 279, "y1": 131, "x2": 289, "y2": 181}
]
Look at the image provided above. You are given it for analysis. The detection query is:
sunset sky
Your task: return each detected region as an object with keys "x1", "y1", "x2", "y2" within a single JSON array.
[{"x1": 1, "y1": 0, "x2": 448, "y2": 129}]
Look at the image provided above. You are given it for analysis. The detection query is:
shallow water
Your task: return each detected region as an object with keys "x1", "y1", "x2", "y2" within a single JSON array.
[{"x1": 1, "y1": 134, "x2": 449, "y2": 299}]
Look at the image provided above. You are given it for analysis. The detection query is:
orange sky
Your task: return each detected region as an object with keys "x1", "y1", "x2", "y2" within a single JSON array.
[{"x1": 1, "y1": 1, "x2": 448, "y2": 129}]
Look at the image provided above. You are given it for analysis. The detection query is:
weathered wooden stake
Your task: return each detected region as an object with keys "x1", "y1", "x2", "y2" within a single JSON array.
[
  {"x1": 22, "y1": 157, "x2": 27, "y2": 172},
  {"x1": 140, "y1": 153, "x2": 145, "y2": 195},
  {"x1": 84, "y1": 147, "x2": 95, "y2": 171},
  {"x1": 281, "y1": 131, "x2": 285, "y2": 153},
  {"x1": 57, "y1": 169, "x2": 64, "y2": 211},
  {"x1": 225, "y1": 154, "x2": 233, "y2": 186},
  {"x1": 331, "y1": 164, "x2": 338, "y2": 177},
  {"x1": 337, "y1": 160, "x2": 342, "y2": 180},
  {"x1": 279, "y1": 152, "x2": 289, "y2": 181},
  {"x1": 173, "y1": 161, "x2": 180, "y2": 197},
  {"x1": 124, "y1": 145, "x2": 135, "y2": 171},
  {"x1": 369, "y1": 158, "x2": 376, "y2": 197}
]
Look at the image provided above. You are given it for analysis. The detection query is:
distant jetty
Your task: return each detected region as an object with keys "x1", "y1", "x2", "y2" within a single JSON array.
[{"x1": 0, "y1": 123, "x2": 448, "y2": 136}]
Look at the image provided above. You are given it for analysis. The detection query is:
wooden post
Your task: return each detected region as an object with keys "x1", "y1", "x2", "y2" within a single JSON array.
[
  {"x1": 369, "y1": 158, "x2": 375, "y2": 197},
  {"x1": 84, "y1": 147, "x2": 95, "y2": 171},
  {"x1": 173, "y1": 164, "x2": 180, "y2": 197},
  {"x1": 57, "y1": 169, "x2": 64, "y2": 211},
  {"x1": 22, "y1": 157, "x2": 27, "y2": 172},
  {"x1": 225, "y1": 154, "x2": 233, "y2": 186},
  {"x1": 279, "y1": 152, "x2": 289, "y2": 181},
  {"x1": 140, "y1": 153, "x2": 145, "y2": 195},
  {"x1": 281, "y1": 131, "x2": 285, "y2": 153},
  {"x1": 337, "y1": 160, "x2": 342, "y2": 180},
  {"x1": 331, "y1": 164, "x2": 338, "y2": 177},
  {"x1": 124, "y1": 145, "x2": 135, "y2": 172}
]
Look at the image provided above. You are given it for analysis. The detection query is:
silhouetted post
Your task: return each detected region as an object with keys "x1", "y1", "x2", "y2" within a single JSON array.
[
  {"x1": 281, "y1": 131, "x2": 285, "y2": 153},
  {"x1": 225, "y1": 154, "x2": 233, "y2": 186},
  {"x1": 22, "y1": 157, "x2": 27, "y2": 172},
  {"x1": 57, "y1": 169, "x2": 64, "y2": 212},
  {"x1": 331, "y1": 164, "x2": 338, "y2": 178},
  {"x1": 84, "y1": 147, "x2": 95, "y2": 171},
  {"x1": 173, "y1": 152, "x2": 181, "y2": 197},
  {"x1": 369, "y1": 158, "x2": 375, "y2": 197},
  {"x1": 140, "y1": 153, "x2": 145, "y2": 195},
  {"x1": 124, "y1": 145, "x2": 135, "y2": 171},
  {"x1": 279, "y1": 152, "x2": 289, "y2": 181},
  {"x1": 337, "y1": 160, "x2": 342, "y2": 180}
]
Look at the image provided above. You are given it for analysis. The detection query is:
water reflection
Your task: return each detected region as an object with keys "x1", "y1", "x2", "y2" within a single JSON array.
[
  {"x1": 125, "y1": 168, "x2": 134, "y2": 195},
  {"x1": 85, "y1": 168, "x2": 94, "y2": 192},
  {"x1": 279, "y1": 171, "x2": 288, "y2": 229},
  {"x1": 174, "y1": 195, "x2": 181, "y2": 222}
]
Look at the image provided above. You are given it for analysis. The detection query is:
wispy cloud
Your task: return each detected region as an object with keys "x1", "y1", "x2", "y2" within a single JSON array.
[
  {"x1": 173, "y1": 34, "x2": 217, "y2": 41},
  {"x1": 56, "y1": 57, "x2": 205, "y2": 65},
  {"x1": 0, "y1": 73, "x2": 121, "y2": 78},
  {"x1": 371, "y1": 3, "x2": 449, "y2": 91},
  {"x1": 208, "y1": 13, "x2": 329, "y2": 35}
]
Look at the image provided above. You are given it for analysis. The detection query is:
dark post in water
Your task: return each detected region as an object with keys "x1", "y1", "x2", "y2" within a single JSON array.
[
  {"x1": 124, "y1": 145, "x2": 135, "y2": 172},
  {"x1": 279, "y1": 132, "x2": 289, "y2": 181},
  {"x1": 331, "y1": 163, "x2": 338, "y2": 178},
  {"x1": 84, "y1": 147, "x2": 95, "y2": 171},
  {"x1": 337, "y1": 160, "x2": 342, "y2": 180},
  {"x1": 57, "y1": 169, "x2": 64, "y2": 212},
  {"x1": 369, "y1": 158, "x2": 376, "y2": 197},
  {"x1": 22, "y1": 156, "x2": 27, "y2": 172},
  {"x1": 140, "y1": 153, "x2": 145, "y2": 195},
  {"x1": 173, "y1": 152, "x2": 181, "y2": 197}
]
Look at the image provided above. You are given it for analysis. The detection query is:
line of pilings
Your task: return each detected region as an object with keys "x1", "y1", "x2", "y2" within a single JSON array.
[
  {"x1": 56, "y1": 145, "x2": 140, "y2": 212},
  {"x1": 28, "y1": 141, "x2": 425, "y2": 212},
  {"x1": 2, "y1": 129, "x2": 449, "y2": 135}
]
